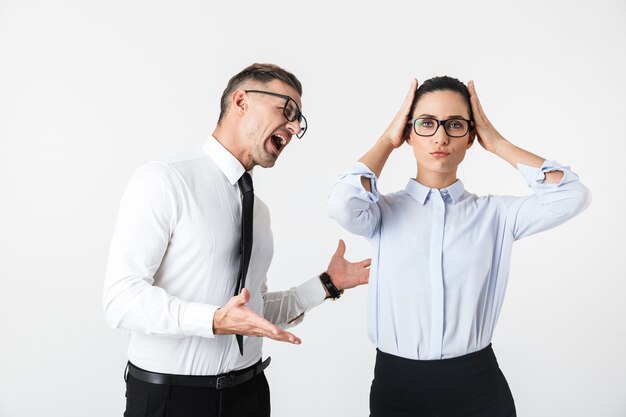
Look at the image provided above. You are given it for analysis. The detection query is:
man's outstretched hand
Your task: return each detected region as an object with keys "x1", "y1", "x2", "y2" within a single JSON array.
[
  {"x1": 326, "y1": 239, "x2": 371, "y2": 291},
  {"x1": 213, "y1": 288, "x2": 301, "y2": 344}
]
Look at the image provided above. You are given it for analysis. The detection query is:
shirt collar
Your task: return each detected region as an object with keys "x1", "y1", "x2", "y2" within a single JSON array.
[
  {"x1": 202, "y1": 136, "x2": 249, "y2": 185},
  {"x1": 405, "y1": 178, "x2": 466, "y2": 205}
]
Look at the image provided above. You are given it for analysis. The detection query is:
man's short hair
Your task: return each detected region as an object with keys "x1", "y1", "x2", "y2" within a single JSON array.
[{"x1": 218, "y1": 63, "x2": 303, "y2": 123}]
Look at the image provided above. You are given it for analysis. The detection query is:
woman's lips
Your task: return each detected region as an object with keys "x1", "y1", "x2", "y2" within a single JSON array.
[{"x1": 430, "y1": 151, "x2": 450, "y2": 158}]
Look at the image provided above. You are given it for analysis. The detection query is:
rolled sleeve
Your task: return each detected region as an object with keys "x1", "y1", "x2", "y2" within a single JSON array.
[
  {"x1": 504, "y1": 160, "x2": 591, "y2": 240},
  {"x1": 518, "y1": 160, "x2": 577, "y2": 188},
  {"x1": 327, "y1": 162, "x2": 382, "y2": 238},
  {"x1": 335, "y1": 162, "x2": 381, "y2": 203}
]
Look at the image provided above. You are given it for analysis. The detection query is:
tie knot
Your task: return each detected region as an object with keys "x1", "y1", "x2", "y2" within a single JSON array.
[{"x1": 238, "y1": 172, "x2": 254, "y2": 194}]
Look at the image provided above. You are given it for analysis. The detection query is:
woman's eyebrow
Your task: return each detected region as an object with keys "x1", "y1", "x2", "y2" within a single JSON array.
[{"x1": 416, "y1": 114, "x2": 469, "y2": 119}]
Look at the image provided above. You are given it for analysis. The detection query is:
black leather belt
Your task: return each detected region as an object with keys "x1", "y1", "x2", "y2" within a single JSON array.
[{"x1": 126, "y1": 357, "x2": 271, "y2": 389}]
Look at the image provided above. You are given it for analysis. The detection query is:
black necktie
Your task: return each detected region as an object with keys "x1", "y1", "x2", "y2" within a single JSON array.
[{"x1": 235, "y1": 172, "x2": 254, "y2": 355}]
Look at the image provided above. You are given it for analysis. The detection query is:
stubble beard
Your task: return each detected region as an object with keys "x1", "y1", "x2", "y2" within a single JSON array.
[{"x1": 251, "y1": 138, "x2": 277, "y2": 168}]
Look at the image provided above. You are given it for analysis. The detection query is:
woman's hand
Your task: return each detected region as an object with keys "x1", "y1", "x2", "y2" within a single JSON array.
[
  {"x1": 468, "y1": 81, "x2": 561, "y2": 181},
  {"x1": 358, "y1": 79, "x2": 419, "y2": 185},
  {"x1": 381, "y1": 79, "x2": 419, "y2": 148},
  {"x1": 468, "y1": 80, "x2": 507, "y2": 154}
]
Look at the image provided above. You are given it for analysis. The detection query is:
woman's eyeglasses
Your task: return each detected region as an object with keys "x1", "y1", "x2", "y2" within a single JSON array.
[{"x1": 411, "y1": 118, "x2": 473, "y2": 138}]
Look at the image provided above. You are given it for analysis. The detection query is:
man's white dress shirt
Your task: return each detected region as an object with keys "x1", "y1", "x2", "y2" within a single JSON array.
[{"x1": 104, "y1": 137, "x2": 326, "y2": 375}]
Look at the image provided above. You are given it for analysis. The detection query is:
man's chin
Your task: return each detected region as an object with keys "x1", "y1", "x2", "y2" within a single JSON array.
[{"x1": 255, "y1": 155, "x2": 278, "y2": 168}]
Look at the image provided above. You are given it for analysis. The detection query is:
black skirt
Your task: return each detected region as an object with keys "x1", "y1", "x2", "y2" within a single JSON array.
[{"x1": 370, "y1": 344, "x2": 516, "y2": 417}]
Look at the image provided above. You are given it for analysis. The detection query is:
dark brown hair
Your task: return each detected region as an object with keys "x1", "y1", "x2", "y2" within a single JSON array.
[
  {"x1": 410, "y1": 76, "x2": 472, "y2": 120},
  {"x1": 218, "y1": 63, "x2": 303, "y2": 123}
]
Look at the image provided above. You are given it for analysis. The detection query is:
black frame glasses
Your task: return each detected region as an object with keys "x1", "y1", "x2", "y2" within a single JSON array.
[
  {"x1": 411, "y1": 117, "x2": 473, "y2": 138},
  {"x1": 244, "y1": 90, "x2": 308, "y2": 138}
]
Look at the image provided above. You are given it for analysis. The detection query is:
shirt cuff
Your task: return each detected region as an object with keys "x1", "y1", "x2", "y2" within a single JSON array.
[
  {"x1": 517, "y1": 160, "x2": 578, "y2": 188},
  {"x1": 179, "y1": 301, "x2": 219, "y2": 338},
  {"x1": 335, "y1": 162, "x2": 380, "y2": 203},
  {"x1": 295, "y1": 276, "x2": 327, "y2": 311}
]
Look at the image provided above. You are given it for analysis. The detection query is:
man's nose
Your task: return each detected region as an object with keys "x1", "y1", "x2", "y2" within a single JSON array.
[{"x1": 285, "y1": 119, "x2": 301, "y2": 137}]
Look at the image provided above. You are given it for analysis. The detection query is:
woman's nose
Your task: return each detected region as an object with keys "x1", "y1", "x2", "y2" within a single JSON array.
[{"x1": 433, "y1": 127, "x2": 450, "y2": 145}]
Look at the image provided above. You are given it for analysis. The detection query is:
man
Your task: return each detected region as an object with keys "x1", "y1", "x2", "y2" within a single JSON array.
[{"x1": 103, "y1": 63, "x2": 370, "y2": 417}]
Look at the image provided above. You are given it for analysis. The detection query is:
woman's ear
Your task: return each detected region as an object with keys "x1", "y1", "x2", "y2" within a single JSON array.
[
  {"x1": 467, "y1": 128, "x2": 476, "y2": 148},
  {"x1": 404, "y1": 123, "x2": 413, "y2": 145}
]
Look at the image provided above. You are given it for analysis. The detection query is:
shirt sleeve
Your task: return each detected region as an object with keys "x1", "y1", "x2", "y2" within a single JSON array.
[
  {"x1": 102, "y1": 162, "x2": 219, "y2": 339},
  {"x1": 326, "y1": 162, "x2": 382, "y2": 239},
  {"x1": 261, "y1": 276, "x2": 327, "y2": 329},
  {"x1": 501, "y1": 160, "x2": 592, "y2": 240}
]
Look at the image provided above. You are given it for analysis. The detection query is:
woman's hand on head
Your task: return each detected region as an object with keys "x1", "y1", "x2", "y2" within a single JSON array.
[
  {"x1": 468, "y1": 80, "x2": 507, "y2": 153},
  {"x1": 381, "y1": 79, "x2": 418, "y2": 148}
]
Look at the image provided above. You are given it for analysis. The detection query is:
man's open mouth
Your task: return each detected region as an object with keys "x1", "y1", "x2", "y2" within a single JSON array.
[{"x1": 271, "y1": 133, "x2": 288, "y2": 153}]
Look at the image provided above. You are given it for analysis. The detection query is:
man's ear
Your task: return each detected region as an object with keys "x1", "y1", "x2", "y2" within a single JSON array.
[{"x1": 232, "y1": 89, "x2": 248, "y2": 116}]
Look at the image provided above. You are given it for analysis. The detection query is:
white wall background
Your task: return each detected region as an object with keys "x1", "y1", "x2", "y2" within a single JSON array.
[{"x1": 1, "y1": 0, "x2": 625, "y2": 416}]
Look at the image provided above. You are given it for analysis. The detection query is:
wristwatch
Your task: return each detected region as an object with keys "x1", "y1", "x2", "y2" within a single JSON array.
[{"x1": 319, "y1": 272, "x2": 343, "y2": 300}]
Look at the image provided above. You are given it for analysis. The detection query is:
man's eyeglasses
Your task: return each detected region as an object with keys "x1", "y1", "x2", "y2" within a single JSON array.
[
  {"x1": 244, "y1": 90, "x2": 308, "y2": 138},
  {"x1": 411, "y1": 118, "x2": 473, "y2": 138}
]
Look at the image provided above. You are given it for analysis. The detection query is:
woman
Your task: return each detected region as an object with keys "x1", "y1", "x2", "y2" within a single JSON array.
[{"x1": 327, "y1": 76, "x2": 591, "y2": 416}]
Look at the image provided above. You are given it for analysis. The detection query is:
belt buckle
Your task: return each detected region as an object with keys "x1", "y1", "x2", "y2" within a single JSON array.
[{"x1": 216, "y1": 375, "x2": 233, "y2": 389}]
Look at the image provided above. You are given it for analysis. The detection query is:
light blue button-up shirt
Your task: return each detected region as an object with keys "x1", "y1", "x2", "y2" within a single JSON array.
[{"x1": 327, "y1": 160, "x2": 591, "y2": 360}]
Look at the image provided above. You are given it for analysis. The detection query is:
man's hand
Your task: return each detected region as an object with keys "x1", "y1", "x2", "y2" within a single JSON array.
[
  {"x1": 213, "y1": 288, "x2": 301, "y2": 344},
  {"x1": 326, "y1": 239, "x2": 371, "y2": 291}
]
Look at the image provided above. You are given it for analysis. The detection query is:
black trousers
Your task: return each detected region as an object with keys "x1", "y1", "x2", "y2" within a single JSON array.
[
  {"x1": 370, "y1": 344, "x2": 516, "y2": 417},
  {"x1": 124, "y1": 367, "x2": 270, "y2": 417}
]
